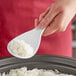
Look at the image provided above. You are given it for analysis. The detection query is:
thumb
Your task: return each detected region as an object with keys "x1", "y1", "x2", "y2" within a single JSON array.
[{"x1": 34, "y1": 18, "x2": 38, "y2": 27}]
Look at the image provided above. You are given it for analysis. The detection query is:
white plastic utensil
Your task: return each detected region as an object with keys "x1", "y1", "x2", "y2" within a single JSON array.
[{"x1": 7, "y1": 27, "x2": 45, "y2": 59}]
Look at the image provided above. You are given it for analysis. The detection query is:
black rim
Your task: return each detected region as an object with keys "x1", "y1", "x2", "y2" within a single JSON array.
[{"x1": 0, "y1": 55, "x2": 76, "y2": 75}]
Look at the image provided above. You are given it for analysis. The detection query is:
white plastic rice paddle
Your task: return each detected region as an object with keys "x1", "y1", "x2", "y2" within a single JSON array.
[{"x1": 7, "y1": 27, "x2": 45, "y2": 59}]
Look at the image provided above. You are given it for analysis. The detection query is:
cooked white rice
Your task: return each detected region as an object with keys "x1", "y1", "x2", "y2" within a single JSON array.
[
  {"x1": 8, "y1": 39, "x2": 34, "y2": 57},
  {"x1": 0, "y1": 67, "x2": 74, "y2": 76}
]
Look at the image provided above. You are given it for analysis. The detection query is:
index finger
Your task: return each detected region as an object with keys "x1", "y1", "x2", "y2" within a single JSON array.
[{"x1": 38, "y1": 6, "x2": 60, "y2": 29}]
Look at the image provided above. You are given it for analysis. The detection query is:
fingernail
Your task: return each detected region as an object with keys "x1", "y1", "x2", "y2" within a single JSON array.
[
  {"x1": 38, "y1": 23, "x2": 45, "y2": 29},
  {"x1": 38, "y1": 25, "x2": 44, "y2": 29},
  {"x1": 43, "y1": 33, "x2": 47, "y2": 36}
]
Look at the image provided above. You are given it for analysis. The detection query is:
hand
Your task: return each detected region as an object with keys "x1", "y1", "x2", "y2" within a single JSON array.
[{"x1": 35, "y1": 0, "x2": 76, "y2": 36}]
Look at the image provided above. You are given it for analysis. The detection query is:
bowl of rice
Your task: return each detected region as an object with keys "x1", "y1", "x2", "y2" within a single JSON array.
[{"x1": 0, "y1": 55, "x2": 76, "y2": 76}]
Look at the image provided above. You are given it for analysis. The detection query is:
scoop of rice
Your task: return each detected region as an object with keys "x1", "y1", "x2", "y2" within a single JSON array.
[
  {"x1": 0, "y1": 67, "x2": 74, "y2": 76},
  {"x1": 8, "y1": 39, "x2": 34, "y2": 57}
]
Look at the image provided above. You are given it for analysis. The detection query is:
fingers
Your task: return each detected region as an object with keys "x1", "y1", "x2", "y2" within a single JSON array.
[
  {"x1": 34, "y1": 6, "x2": 50, "y2": 28},
  {"x1": 43, "y1": 9, "x2": 75, "y2": 36},
  {"x1": 39, "y1": 12, "x2": 45, "y2": 22},
  {"x1": 38, "y1": 5, "x2": 61, "y2": 29},
  {"x1": 43, "y1": 20, "x2": 58, "y2": 36},
  {"x1": 43, "y1": 12, "x2": 65, "y2": 36},
  {"x1": 43, "y1": 26, "x2": 58, "y2": 36},
  {"x1": 39, "y1": 12, "x2": 47, "y2": 22},
  {"x1": 39, "y1": 7, "x2": 50, "y2": 22}
]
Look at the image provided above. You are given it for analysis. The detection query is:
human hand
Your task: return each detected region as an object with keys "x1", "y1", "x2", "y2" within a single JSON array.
[{"x1": 35, "y1": 0, "x2": 76, "y2": 36}]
